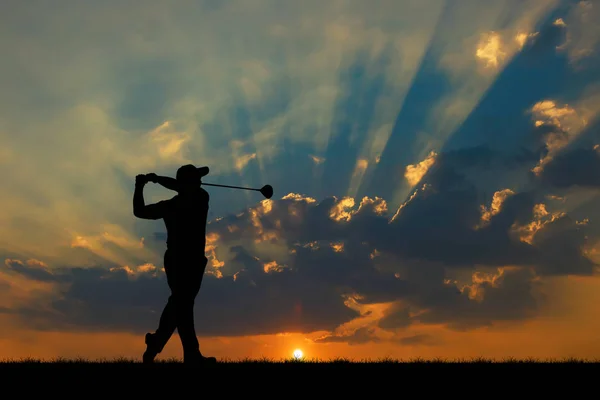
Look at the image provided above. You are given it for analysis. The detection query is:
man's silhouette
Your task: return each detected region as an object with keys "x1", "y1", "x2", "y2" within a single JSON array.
[{"x1": 133, "y1": 164, "x2": 216, "y2": 365}]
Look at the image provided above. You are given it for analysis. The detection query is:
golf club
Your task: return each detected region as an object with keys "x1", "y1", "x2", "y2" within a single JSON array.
[{"x1": 201, "y1": 182, "x2": 274, "y2": 199}]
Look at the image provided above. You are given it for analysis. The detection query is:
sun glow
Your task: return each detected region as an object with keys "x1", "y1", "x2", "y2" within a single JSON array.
[{"x1": 293, "y1": 349, "x2": 304, "y2": 360}]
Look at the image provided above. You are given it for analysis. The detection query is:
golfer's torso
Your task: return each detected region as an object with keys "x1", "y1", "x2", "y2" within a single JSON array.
[{"x1": 163, "y1": 192, "x2": 208, "y2": 254}]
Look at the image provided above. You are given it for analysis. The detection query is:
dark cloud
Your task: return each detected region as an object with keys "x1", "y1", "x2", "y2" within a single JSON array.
[
  {"x1": 539, "y1": 147, "x2": 600, "y2": 188},
  {"x1": 435, "y1": 145, "x2": 539, "y2": 171},
  {"x1": 413, "y1": 267, "x2": 541, "y2": 330},
  {"x1": 532, "y1": 214, "x2": 596, "y2": 275},
  {"x1": 2, "y1": 252, "x2": 359, "y2": 336},
  {"x1": 4, "y1": 259, "x2": 65, "y2": 282}
]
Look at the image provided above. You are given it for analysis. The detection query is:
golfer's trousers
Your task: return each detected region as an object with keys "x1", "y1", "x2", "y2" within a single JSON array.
[{"x1": 153, "y1": 248, "x2": 208, "y2": 356}]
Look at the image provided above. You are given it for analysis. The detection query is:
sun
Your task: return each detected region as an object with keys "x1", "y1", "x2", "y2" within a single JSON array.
[{"x1": 293, "y1": 349, "x2": 304, "y2": 360}]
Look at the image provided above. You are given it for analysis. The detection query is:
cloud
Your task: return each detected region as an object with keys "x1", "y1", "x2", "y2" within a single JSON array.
[
  {"x1": 378, "y1": 303, "x2": 412, "y2": 330},
  {"x1": 538, "y1": 146, "x2": 600, "y2": 188},
  {"x1": 553, "y1": 18, "x2": 567, "y2": 27},
  {"x1": 530, "y1": 100, "x2": 587, "y2": 174},
  {"x1": 413, "y1": 266, "x2": 541, "y2": 330},
  {"x1": 405, "y1": 151, "x2": 437, "y2": 187},
  {"x1": 476, "y1": 31, "x2": 508, "y2": 69},
  {"x1": 4, "y1": 259, "x2": 58, "y2": 283},
  {"x1": 478, "y1": 189, "x2": 516, "y2": 229},
  {"x1": 2, "y1": 145, "x2": 596, "y2": 342},
  {"x1": 314, "y1": 327, "x2": 381, "y2": 345},
  {"x1": 555, "y1": 1, "x2": 600, "y2": 65},
  {"x1": 515, "y1": 32, "x2": 540, "y2": 50},
  {"x1": 529, "y1": 85, "x2": 600, "y2": 175}
]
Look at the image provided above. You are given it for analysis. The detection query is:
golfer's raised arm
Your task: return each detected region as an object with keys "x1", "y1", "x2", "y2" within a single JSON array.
[
  {"x1": 152, "y1": 175, "x2": 181, "y2": 192},
  {"x1": 133, "y1": 175, "x2": 148, "y2": 217},
  {"x1": 133, "y1": 175, "x2": 169, "y2": 220}
]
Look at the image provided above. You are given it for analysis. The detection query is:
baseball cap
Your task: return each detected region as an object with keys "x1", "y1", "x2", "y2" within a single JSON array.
[{"x1": 176, "y1": 164, "x2": 209, "y2": 183}]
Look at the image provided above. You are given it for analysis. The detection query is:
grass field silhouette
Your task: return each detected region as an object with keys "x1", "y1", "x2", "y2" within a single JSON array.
[
  {"x1": 2, "y1": 356, "x2": 598, "y2": 365},
  {"x1": 2, "y1": 356, "x2": 595, "y2": 392}
]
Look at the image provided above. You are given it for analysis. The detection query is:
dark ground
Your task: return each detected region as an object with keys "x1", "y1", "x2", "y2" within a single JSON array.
[{"x1": 1, "y1": 357, "x2": 596, "y2": 395}]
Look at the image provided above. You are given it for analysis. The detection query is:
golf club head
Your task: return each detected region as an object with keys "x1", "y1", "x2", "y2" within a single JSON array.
[{"x1": 260, "y1": 185, "x2": 274, "y2": 199}]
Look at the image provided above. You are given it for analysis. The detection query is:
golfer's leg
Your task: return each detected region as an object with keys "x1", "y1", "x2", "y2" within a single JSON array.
[
  {"x1": 176, "y1": 293, "x2": 200, "y2": 357},
  {"x1": 152, "y1": 295, "x2": 177, "y2": 352},
  {"x1": 147, "y1": 250, "x2": 177, "y2": 354},
  {"x1": 176, "y1": 262, "x2": 205, "y2": 359},
  {"x1": 176, "y1": 271, "x2": 202, "y2": 354}
]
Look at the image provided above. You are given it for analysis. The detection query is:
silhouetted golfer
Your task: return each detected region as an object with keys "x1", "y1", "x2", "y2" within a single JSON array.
[{"x1": 133, "y1": 164, "x2": 217, "y2": 365}]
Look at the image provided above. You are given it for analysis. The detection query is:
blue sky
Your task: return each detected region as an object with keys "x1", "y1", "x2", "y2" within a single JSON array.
[{"x1": 1, "y1": 0, "x2": 600, "y2": 360}]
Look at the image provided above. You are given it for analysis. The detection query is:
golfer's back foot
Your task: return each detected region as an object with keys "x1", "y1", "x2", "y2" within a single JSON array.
[
  {"x1": 201, "y1": 355, "x2": 217, "y2": 364},
  {"x1": 143, "y1": 333, "x2": 159, "y2": 364}
]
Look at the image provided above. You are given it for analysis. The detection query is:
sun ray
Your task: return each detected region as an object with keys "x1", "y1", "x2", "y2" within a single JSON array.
[
  {"x1": 344, "y1": 2, "x2": 447, "y2": 200},
  {"x1": 386, "y1": 0, "x2": 560, "y2": 209}
]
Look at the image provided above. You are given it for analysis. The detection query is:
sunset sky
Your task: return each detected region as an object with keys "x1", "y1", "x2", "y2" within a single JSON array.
[{"x1": 2, "y1": 0, "x2": 600, "y2": 361}]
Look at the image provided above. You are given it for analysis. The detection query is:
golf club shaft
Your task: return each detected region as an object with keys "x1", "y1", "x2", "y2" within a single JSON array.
[{"x1": 201, "y1": 182, "x2": 260, "y2": 192}]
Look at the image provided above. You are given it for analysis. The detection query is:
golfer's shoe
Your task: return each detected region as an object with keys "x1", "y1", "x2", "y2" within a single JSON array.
[
  {"x1": 143, "y1": 333, "x2": 159, "y2": 364},
  {"x1": 184, "y1": 352, "x2": 217, "y2": 365},
  {"x1": 201, "y1": 355, "x2": 217, "y2": 364}
]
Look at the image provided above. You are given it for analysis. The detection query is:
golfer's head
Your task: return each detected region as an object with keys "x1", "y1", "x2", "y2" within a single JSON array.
[{"x1": 176, "y1": 164, "x2": 209, "y2": 188}]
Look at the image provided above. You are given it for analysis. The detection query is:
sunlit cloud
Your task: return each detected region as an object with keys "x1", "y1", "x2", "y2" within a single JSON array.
[
  {"x1": 476, "y1": 32, "x2": 508, "y2": 69},
  {"x1": 477, "y1": 189, "x2": 516, "y2": 229},
  {"x1": 530, "y1": 87, "x2": 600, "y2": 175},
  {"x1": 515, "y1": 32, "x2": 540, "y2": 50},
  {"x1": 512, "y1": 203, "x2": 566, "y2": 244},
  {"x1": 109, "y1": 263, "x2": 162, "y2": 279},
  {"x1": 330, "y1": 242, "x2": 345, "y2": 253},
  {"x1": 329, "y1": 197, "x2": 356, "y2": 222},
  {"x1": 205, "y1": 232, "x2": 225, "y2": 278},
  {"x1": 390, "y1": 184, "x2": 429, "y2": 223},
  {"x1": 263, "y1": 260, "x2": 286, "y2": 273},
  {"x1": 356, "y1": 196, "x2": 388, "y2": 216},
  {"x1": 404, "y1": 151, "x2": 437, "y2": 187},
  {"x1": 554, "y1": 18, "x2": 567, "y2": 27},
  {"x1": 235, "y1": 153, "x2": 258, "y2": 171},
  {"x1": 532, "y1": 100, "x2": 582, "y2": 131},
  {"x1": 281, "y1": 193, "x2": 317, "y2": 203}
]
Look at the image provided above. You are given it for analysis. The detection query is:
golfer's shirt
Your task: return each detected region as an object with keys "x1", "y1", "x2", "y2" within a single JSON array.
[{"x1": 152, "y1": 188, "x2": 209, "y2": 255}]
